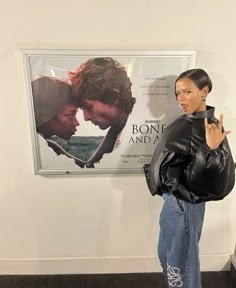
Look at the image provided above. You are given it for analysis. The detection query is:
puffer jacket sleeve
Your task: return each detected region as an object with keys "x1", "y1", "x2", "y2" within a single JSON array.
[
  {"x1": 185, "y1": 139, "x2": 235, "y2": 201},
  {"x1": 143, "y1": 150, "x2": 186, "y2": 197},
  {"x1": 159, "y1": 152, "x2": 201, "y2": 203}
]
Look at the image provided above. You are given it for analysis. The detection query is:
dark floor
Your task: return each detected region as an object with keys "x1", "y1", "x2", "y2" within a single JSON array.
[{"x1": 0, "y1": 268, "x2": 235, "y2": 288}]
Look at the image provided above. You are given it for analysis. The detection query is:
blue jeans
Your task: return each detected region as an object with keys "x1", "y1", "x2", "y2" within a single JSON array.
[{"x1": 158, "y1": 193, "x2": 205, "y2": 288}]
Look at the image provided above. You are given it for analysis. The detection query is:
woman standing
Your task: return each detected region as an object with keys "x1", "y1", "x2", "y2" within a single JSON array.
[{"x1": 144, "y1": 69, "x2": 235, "y2": 287}]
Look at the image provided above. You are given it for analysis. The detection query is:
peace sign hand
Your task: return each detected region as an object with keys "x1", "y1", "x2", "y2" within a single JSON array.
[{"x1": 204, "y1": 114, "x2": 231, "y2": 150}]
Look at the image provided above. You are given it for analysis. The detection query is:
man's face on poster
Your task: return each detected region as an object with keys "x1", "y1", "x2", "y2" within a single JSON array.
[
  {"x1": 47, "y1": 104, "x2": 79, "y2": 140},
  {"x1": 82, "y1": 99, "x2": 126, "y2": 130}
]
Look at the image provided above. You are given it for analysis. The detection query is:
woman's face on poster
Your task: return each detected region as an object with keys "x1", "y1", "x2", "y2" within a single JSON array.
[{"x1": 47, "y1": 104, "x2": 79, "y2": 140}]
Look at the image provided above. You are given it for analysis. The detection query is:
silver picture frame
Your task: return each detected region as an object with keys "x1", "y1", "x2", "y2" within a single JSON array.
[{"x1": 20, "y1": 49, "x2": 196, "y2": 175}]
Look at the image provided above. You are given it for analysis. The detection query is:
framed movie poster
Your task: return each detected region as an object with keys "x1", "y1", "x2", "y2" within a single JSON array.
[{"x1": 20, "y1": 49, "x2": 196, "y2": 175}]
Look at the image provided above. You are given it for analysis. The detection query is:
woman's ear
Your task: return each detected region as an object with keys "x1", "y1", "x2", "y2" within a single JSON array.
[{"x1": 202, "y1": 85, "x2": 209, "y2": 96}]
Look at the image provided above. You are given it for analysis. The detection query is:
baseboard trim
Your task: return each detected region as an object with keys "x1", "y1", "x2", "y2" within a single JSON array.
[
  {"x1": 232, "y1": 254, "x2": 236, "y2": 269},
  {"x1": 0, "y1": 271, "x2": 233, "y2": 288},
  {"x1": 0, "y1": 254, "x2": 231, "y2": 275}
]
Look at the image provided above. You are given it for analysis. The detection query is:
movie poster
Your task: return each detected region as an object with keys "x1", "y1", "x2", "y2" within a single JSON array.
[{"x1": 21, "y1": 50, "x2": 196, "y2": 174}]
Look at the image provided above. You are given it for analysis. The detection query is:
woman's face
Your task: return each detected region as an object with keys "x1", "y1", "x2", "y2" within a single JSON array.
[
  {"x1": 48, "y1": 104, "x2": 79, "y2": 140},
  {"x1": 82, "y1": 99, "x2": 127, "y2": 130},
  {"x1": 175, "y1": 77, "x2": 208, "y2": 115}
]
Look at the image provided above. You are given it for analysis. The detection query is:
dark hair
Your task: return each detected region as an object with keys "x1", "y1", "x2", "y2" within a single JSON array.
[
  {"x1": 32, "y1": 76, "x2": 77, "y2": 128},
  {"x1": 68, "y1": 57, "x2": 136, "y2": 114},
  {"x1": 175, "y1": 68, "x2": 212, "y2": 93}
]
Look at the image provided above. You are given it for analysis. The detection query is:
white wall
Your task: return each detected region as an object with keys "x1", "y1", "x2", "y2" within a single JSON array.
[{"x1": 0, "y1": 0, "x2": 236, "y2": 274}]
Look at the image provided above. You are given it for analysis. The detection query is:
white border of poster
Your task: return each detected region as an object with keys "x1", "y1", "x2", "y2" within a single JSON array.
[{"x1": 20, "y1": 49, "x2": 196, "y2": 175}]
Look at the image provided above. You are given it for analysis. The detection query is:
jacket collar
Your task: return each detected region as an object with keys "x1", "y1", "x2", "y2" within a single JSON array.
[{"x1": 187, "y1": 105, "x2": 215, "y2": 119}]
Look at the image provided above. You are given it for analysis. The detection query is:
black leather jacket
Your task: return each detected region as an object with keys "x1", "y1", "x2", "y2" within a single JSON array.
[{"x1": 144, "y1": 106, "x2": 235, "y2": 203}]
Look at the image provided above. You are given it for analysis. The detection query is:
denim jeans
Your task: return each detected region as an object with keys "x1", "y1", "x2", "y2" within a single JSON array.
[{"x1": 158, "y1": 193, "x2": 205, "y2": 288}]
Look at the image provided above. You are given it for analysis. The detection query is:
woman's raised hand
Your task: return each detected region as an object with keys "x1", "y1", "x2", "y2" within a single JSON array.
[{"x1": 204, "y1": 114, "x2": 230, "y2": 150}]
